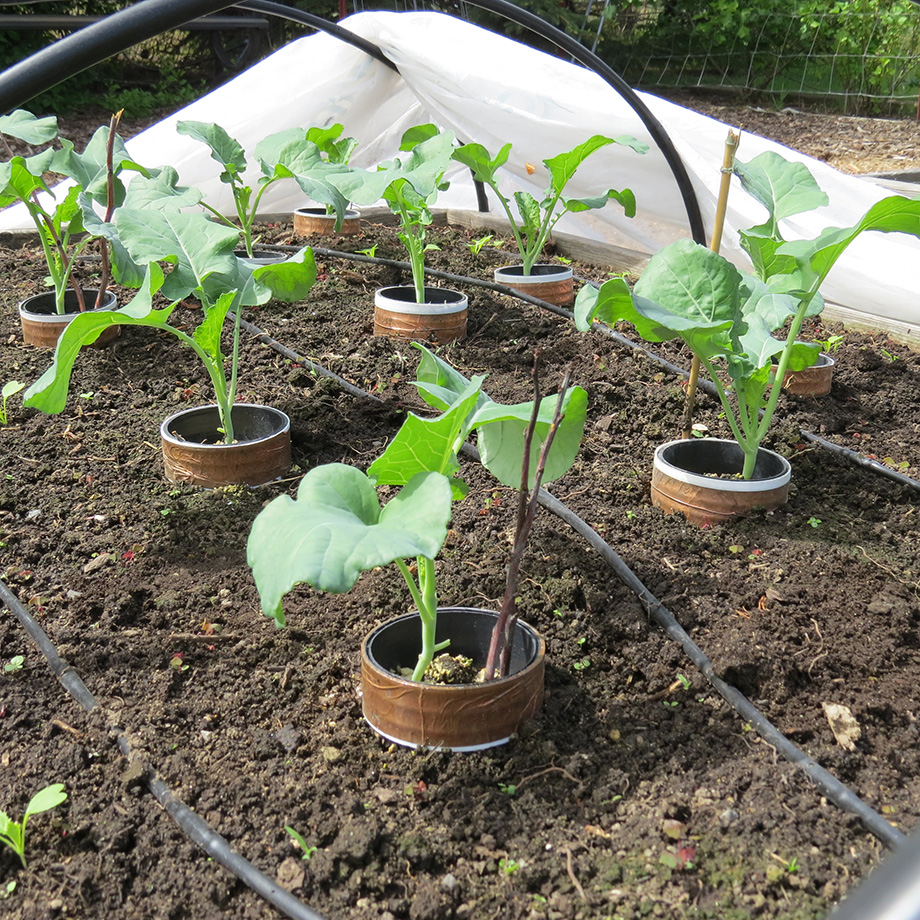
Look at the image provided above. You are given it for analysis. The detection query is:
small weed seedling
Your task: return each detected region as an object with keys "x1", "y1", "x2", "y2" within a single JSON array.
[
  {"x1": 284, "y1": 826, "x2": 318, "y2": 860},
  {"x1": 356, "y1": 244, "x2": 378, "y2": 258},
  {"x1": 499, "y1": 857, "x2": 522, "y2": 876},
  {"x1": 0, "y1": 784, "x2": 68, "y2": 868},
  {"x1": 498, "y1": 782, "x2": 517, "y2": 796},
  {"x1": 467, "y1": 233, "x2": 495, "y2": 254},
  {"x1": 807, "y1": 516, "x2": 822, "y2": 529},
  {"x1": 0, "y1": 381, "x2": 24, "y2": 425},
  {"x1": 816, "y1": 333, "x2": 844, "y2": 353},
  {"x1": 4, "y1": 655, "x2": 24, "y2": 674},
  {"x1": 880, "y1": 347, "x2": 900, "y2": 363}
]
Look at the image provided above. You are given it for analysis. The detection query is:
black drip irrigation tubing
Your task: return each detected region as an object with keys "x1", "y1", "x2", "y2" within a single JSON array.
[
  {"x1": 1, "y1": 274, "x2": 910, "y2": 920},
  {"x1": 262, "y1": 242, "x2": 920, "y2": 496},
  {"x1": 246, "y1": 324, "x2": 909, "y2": 849},
  {"x1": 0, "y1": 576, "x2": 330, "y2": 920}
]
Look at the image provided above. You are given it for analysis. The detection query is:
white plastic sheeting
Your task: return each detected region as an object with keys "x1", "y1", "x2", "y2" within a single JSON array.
[{"x1": 3, "y1": 10, "x2": 917, "y2": 335}]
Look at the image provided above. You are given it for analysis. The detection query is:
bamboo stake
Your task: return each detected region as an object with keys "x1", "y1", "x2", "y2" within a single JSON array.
[{"x1": 680, "y1": 129, "x2": 740, "y2": 439}]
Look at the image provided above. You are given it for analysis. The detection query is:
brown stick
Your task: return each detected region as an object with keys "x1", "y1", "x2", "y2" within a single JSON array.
[
  {"x1": 484, "y1": 357, "x2": 572, "y2": 679},
  {"x1": 680, "y1": 129, "x2": 740, "y2": 438}
]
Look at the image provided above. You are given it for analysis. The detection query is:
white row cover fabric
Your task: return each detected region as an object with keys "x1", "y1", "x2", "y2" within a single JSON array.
[{"x1": 2, "y1": 10, "x2": 917, "y2": 333}]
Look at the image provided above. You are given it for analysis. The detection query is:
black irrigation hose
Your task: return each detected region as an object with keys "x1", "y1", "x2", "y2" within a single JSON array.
[
  {"x1": 534, "y1": 489, "x2": 908, "y2": 850},
  {"x1": 234, "y1": 0, "x2": 398, "y2": 71},
  {"x1": 264, "y1": 242, "x2": 920, "y2": 496},
  {"x1": 0, "y1": 580, "x2": 330, "y2": 920},
  {"x1": 1, "y1": 283, "x2": 908, "y2": 920}
]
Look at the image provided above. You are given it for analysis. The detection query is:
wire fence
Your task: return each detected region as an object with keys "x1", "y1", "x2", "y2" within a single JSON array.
[{"x1": 350, "y1": 0, "x2": 920, "y2": 115}]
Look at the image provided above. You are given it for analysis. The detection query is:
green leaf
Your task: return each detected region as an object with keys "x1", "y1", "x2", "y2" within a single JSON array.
[
  {"x1": 544, "y1": 135, "x2": 616, "y2": 197},
  {"x1": 0, "y1": 109, "x2": 57, "y2": 145},
  {"x1": 565, "y1": 187, "x2": 636, "y2": 218},
  {"x1": 254, "y1": 130, "x2": 350, "y2": 225},
  {"x1": 304, "y1": 123, "x2": 357, "y2": 164},
  {"x1": 450, "y1": 142, "x2": 512, "y2": 185},
  {"x1": 367, "y1": 376, "x2": 485, "y2": 493},
  {"x1": 513, "y1": 191, "x2": 541, "y2": 238},
  {"x1": 113, "y1": 207, "x2": 242, "y2": 301},
  {"x1": 734, "y1": 152, "x2": 829, "y2": 230},
  {"x1": 806, "y1": 195, "x2": 920, "y2": 280},
  {"x1": 247, "y1": 467, "x2": 453, "y2": 626},
  {"x1": 24, "y1": 265, "x2": 170, "y2": 415},
  {"x1": 193, "y1": 290, "x2": 237, "y2": 360},
  {"x1": 176, "y1": 120, "x2": 247, "y2": 185},
  {"x1": 250, "y1": 248, "x2": 317, "y2": 303},
  {"x1": 399, "y1": 123, "x2": 441, "y2": 151},
  {"x1": 406, "y1": 344, "x2": 587, "y2": 489},
  {"x1": 474, "y1": 385, "x2": 588, "y2": 488},
  {"x1": 334, "y1": 128, "x2": 455, "y2": 207},
  {"x1": 121, "y1": 167, "x2": 202, "y2": 212},
  {"x1": 0, "y1": 154, "x2": 54, "y2": 209},
  {"x1": 25, "y1": 784, "x2": 67, "y2": 819}
]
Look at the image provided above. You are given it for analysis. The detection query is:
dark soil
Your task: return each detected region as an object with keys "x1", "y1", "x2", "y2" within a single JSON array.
[{"x1": 1, "y1": 217, "x2": 919, "y2": 920}]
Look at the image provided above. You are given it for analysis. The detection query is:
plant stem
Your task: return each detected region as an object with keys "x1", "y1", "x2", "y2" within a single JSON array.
[
  {"x1": 395, "y1": 556, "x2": 446, "y2": 681},
  {"x1": 94, "y1": 110, "x2": 121, "y2": 310},
  {"x1": 395, "y1": 196, "x2": 426, "y2": 303}
]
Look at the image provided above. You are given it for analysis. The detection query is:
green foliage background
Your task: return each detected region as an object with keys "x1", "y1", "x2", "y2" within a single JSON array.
[{"x1": 1, "y1": 1, "x2": 916, "y2": 115}]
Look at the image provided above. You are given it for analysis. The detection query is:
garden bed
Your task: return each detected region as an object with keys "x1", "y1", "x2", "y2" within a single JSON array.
[{"x1": 1, "y1": 220, "x2": 919, "y2": 920}]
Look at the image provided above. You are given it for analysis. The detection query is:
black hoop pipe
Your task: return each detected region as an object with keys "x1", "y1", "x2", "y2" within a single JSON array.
[
  {"x1": 430, "y1": 0, "x2": 707, "y2": 244},
  {"x1": 0, "y1": 0, "x2": 705, "y2": 243},
  {"x1": 0, "y1": 0, "x2": 397, "y2": 114}
]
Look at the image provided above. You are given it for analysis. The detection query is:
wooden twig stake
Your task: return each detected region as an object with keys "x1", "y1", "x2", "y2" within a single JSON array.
[
  {"x1": 680, "y1": 129, "x2": 740, "y2": 439},
  {"x1": 484, "y1": 357, "x2": 572, "y2": 679}
]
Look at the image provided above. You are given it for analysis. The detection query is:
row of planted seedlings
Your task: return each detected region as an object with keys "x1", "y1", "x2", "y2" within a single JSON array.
[{"x1": 4, "y1": 101, "x2": 920, "y2": 867}]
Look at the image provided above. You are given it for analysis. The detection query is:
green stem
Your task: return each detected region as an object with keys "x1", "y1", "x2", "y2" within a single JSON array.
[
  {"x1": 524, "y1": 199, "x2": 561, "y2": 275},
  {"x1": 489, "y1": 185, "x2": 530, "y2": 271},
  {"x1": 395, "y1": 557, "x2": 444, "y2": 682},
  {"x1": 396, "y1": 198, "x2": 426, "y2": 303}
]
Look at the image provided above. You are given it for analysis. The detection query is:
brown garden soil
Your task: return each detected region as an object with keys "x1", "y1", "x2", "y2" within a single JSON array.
[{"x1": 1, "y1": 210, "x2": 919, "y2": 920}]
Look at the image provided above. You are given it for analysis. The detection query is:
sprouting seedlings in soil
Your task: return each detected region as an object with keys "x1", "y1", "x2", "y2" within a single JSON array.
[
  {"x1": 573, "y1": 658, "x2": 591, "y2": 672},
  {"x1": 4, "y1": 655, "x2": 24, "y2": 674},
  {"x1": 452, "y1": 134, "x2": 646, "y2": 274},
  {"x1": 807, "y1": 516, "x2": 822, "y2": 528},
  {"x1": 498, "y1": 782, "x2": 517, "y2": 796},
  {"x1": 356, "y1": 244, "x2": 378, "y2": 257},
  {"x1": 284, "y1": 826, "x2": 317, "y2": 860},
  {"x1": 0, "y1": 381, "x2": 24, "y2": 425},
  {"x1": 576, "y1": 151, "x2": 920, "y2": 479},
  {"x1": 24, "y1": 238, "x2": 316, "y2": 444},
  {"x1": 880, "y1": 347, "x2": 900, "y2": 363},
  {"x1": 328, "y1": 124, "x2": 455, "y2": 303},
  {"x1": 467, "y1": 233, "x2": 494, "y2": 254},
  {"x1": 0, "y1": 783, "x2": 68, "y2": 868},
  {"x1": 0, "y1": 109, "x2": 144, "y2": 313},
  {"x1": 1, "y1": 880, "x2": 16, "y2": 898},
  {"x1": 676, "y1": 673, "x2": 691, "y2": 690},
  {"x1": 169, "y1": 653, "x2": 189, "y2": 673},
  {"x1": 815, "y1": 333, "x2": 844, "y2": 353},
  {"x1": 499, "y1": 857, "x2": 522, "y2": 875}
]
